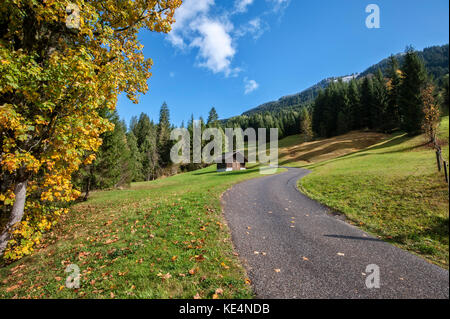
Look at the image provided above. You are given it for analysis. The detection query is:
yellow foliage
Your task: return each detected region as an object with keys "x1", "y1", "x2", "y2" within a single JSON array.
[{"x1": 0, "y1": 0, "x2": 181, "y2": 260}]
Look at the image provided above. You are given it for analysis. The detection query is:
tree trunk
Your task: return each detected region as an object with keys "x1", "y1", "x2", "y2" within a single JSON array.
[
  {"x1": 83, "y1": 176, "x2": 91, "y2": 201},
  {"x1": 0, "y1": 180, "x2": 28, "y2": 256}
]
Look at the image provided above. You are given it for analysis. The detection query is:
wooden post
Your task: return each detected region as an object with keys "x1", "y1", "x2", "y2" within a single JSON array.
[
  {"x1": 436, "y1": 150, "x2": 442, "y2": 171},
  {"x1": 444, "y1": 160, "x2": 449, "y2": 184}
]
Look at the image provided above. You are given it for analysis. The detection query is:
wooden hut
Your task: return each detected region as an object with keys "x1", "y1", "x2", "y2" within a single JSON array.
[{"x1": 216, "y1": 151, "x2": 248, "y2": 172}]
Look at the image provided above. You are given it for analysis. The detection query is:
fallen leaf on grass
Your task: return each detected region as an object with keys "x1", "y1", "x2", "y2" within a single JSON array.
[
  {"x1": 6, "y1": 285, "x2": 19, "y2": 292},
  {"x1": 215, "y1": 288, "x2": 224, "y2": 295},
  {"x1": 157, "y1": 273, "x2": 172, "y2": 281},
  {"x1": 194, "y1": 255, "x2": 205, "y2": 262},
  {"x1": 189, "y1": 267, "x2": 199, "y2": 275},
  {"x1": 212, "y1": 294, "x2": 219, "y2": 299},
  {"x1": 220, "y1": 262, "x2": 230, "y2": 269},
  {"x1": 245, "y1": 278, "x2": 251, "y2": 285}
]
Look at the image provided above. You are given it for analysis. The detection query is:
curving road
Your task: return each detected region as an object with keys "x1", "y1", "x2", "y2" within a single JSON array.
[{"x1": 221, "y1": 168, "x2": 449, "y2": 299}]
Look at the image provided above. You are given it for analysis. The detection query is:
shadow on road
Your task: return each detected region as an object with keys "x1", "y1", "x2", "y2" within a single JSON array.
[{"x1": 324, "y1": 234, "x2": 382, "y2": 242}]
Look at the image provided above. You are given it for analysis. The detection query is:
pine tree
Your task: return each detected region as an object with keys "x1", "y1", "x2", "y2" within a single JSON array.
[
  {"x1": 126, "y1": 131, "x2": 143, "y2": 182},
  {"x1": 78, "y1": 110, "x2": 131, "y2": 199},
  {"x1": 360, "y1": 77, "x2": 375, "y2": 129},
  {"x1": 399, "y1": 47, "x2": 428, "y2": 135},
  {"x1": 372, "y1": 69, "x2": 389, "y2": 131},
  {"x1": 312, "y1": 90, "x2": 326, "y2": 136},
  {"x1": 134, "y1": 113, "x2": 159, "y2": 181},
  {"x1": 385, "y1": 55, "x2": 401, "y2": 131},
  {"x1": 207, "y1": 107, "x2": 219, "y2": 127},
  {"x1": 348, "y1": 79, "x2": 361, "y2": 130},
  {"x1": 334, "y1": 80, "x2": 351, "y2": 135},
  {"x1": 157, "y1": 102, "x2": 172, "y2": 167}
]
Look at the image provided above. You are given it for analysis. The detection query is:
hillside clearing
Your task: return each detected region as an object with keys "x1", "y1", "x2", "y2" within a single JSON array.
[
  {"x1": 277, "y1": 131, "x2": 387, "y2": 167},
  {"x1": 299, "y1": 116, "x2": 449, "y2": 268}
]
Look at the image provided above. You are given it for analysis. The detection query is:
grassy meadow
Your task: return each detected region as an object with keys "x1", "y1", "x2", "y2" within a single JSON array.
[
  {"x1": 299, "y1": 116, "x2": 449, "y2": 268},
  {"x1": 0, "y1": 116, "x2": 448, "y2": 299},
  {"x1": 0, "y1": 164, "x2": 283, "y2": 299}
]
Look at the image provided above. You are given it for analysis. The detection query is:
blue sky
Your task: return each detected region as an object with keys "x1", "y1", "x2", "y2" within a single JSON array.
[{"x1": 117, "y1": 0, "x2": 449, "y2": 127}]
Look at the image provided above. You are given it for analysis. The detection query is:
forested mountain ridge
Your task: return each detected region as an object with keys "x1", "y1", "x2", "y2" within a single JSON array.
[
  {"x1": 239, "y1": 44, "x2": 448, "y2": 117},
  {"x1": 358, "y1": 44, "x2": 449, "y2": 80},
  {"x1": 242, "y1": 76, "x2": 342, "y2": 115}
]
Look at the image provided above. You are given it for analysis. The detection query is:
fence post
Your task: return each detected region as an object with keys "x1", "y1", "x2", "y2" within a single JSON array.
[
  {"x1": 444, "y1": 160, "x2": 449, "y2": 184},
  {"x1": 436, "y1": 150, "x2": 442, "y2": 171}
]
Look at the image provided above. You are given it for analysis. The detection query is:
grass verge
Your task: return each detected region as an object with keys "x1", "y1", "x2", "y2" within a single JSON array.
[{"x1": 299, "y1": 117, "x2": 449, "y2": 268}]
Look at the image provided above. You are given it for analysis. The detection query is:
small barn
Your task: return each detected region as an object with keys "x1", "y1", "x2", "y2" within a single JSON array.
[{"x1": 216, "y1": 151, "x2": 248, "y2": 172}]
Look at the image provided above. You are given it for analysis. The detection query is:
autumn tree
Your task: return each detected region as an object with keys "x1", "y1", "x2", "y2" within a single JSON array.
[
  {"x1": 299, "y1": 107, "x2": 313, "y2": 141},
  {"x1": 0, "y1": 0, "x2": 181, "y2": 258},
  {"x1": 421, "y1": 84, "x2": 440, "y2": 145}
]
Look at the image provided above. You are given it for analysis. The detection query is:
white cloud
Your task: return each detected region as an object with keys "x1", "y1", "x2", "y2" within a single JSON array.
[
  {"x1": 166, "y1": 0, "x2": 288, "y2": 77},
  {"x1": 167, "y1": 0, "x2": 238, "y2": 76},
  {"x1": 168, "y1": 0, "x2": 214, "y2": 48},
  {"x1": 190, "y1": 18, "x2": 238, "y2": 76},
  {"x1": 267, "y1": 0, "x2": 290, "y2": 12},
  {"x1": 234, "y1": 0, "x2": 254, "y2": 13},
  {"x1": 235, "y1": 18, "x2": 267, "y2": 40},
  {"x1": 244, "y1": 78, "x2": 259, "y2": 94}
]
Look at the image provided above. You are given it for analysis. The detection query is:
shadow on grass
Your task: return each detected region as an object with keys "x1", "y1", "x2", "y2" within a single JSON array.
[
  {"x1": 192, "y1": 167, "x2": 260, "y2": 176},
  {"x1": 304, "y1": 133, "x2": 414, "y2": 170},
  {"x1": 390, "y1": 216, "x2": 449, "y2": 246}
]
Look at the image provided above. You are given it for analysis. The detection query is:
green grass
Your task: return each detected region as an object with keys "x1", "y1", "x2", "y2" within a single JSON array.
[
  {"x1": 0, "y1": 164, "x2": 284, "y2": 299},
  {"x1": 299, "y1": 117, "x2": 449, "y2": 268},
  {"x1": 438, "y1": 115, "x2": 449, "y2": 160}
]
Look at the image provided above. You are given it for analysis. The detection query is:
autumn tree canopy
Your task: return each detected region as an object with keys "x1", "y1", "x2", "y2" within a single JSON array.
[{"x1": 0, "y1": 0, "x2": 181, "y2": 258}]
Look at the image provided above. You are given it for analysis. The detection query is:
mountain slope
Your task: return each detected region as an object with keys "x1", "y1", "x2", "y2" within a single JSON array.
[{"x1": 241, "y1": 44, "x2": 449, "y2": 117}]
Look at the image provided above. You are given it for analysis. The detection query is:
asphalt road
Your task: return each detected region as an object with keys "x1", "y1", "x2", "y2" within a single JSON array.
[{"x1": 221, "y1": 168, "x2": 449, "y2": 299}]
